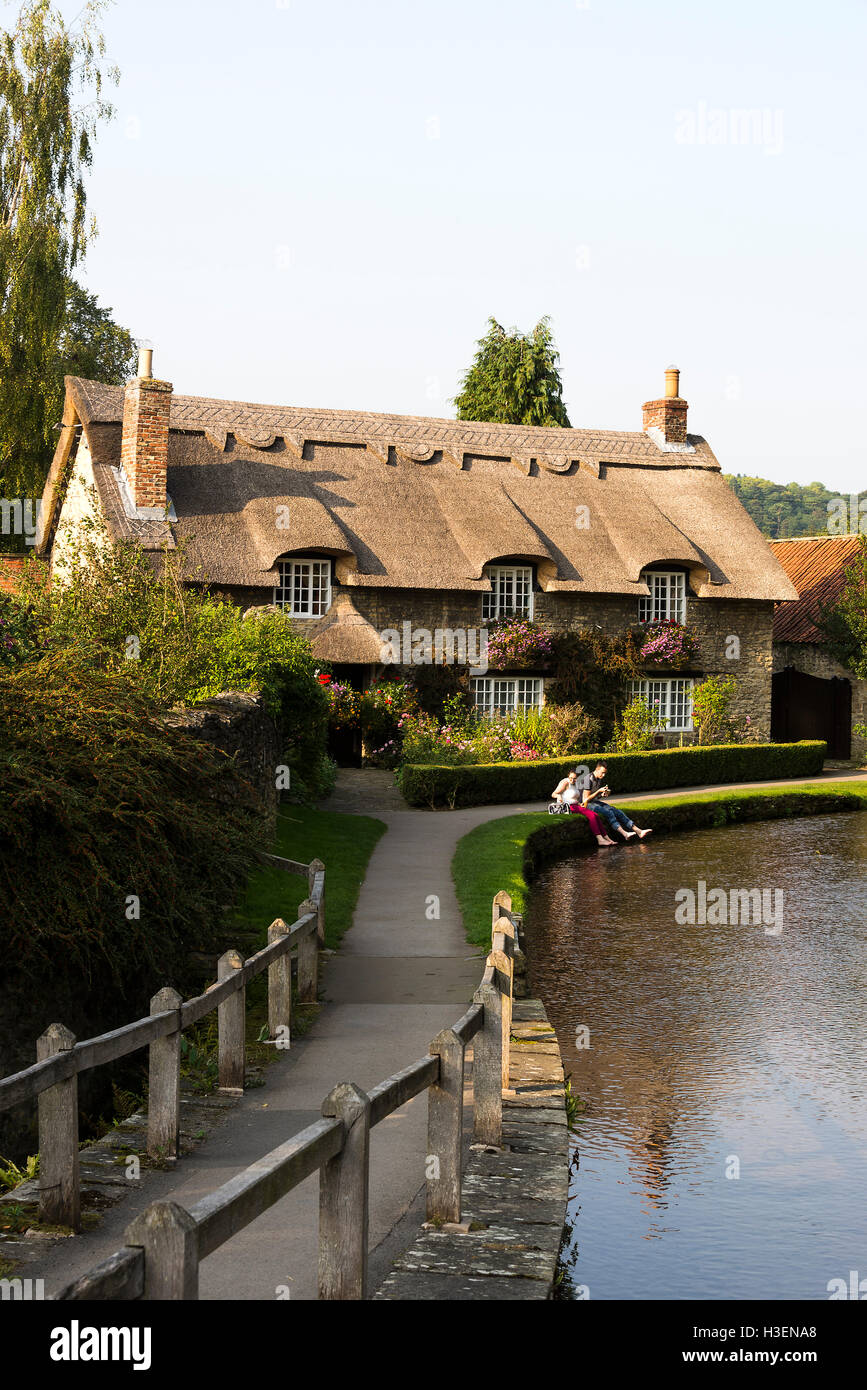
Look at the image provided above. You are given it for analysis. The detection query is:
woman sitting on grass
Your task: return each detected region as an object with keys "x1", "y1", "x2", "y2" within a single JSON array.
[{"x1": 551, "y1": 771, "x2": 616, "y2": 847}]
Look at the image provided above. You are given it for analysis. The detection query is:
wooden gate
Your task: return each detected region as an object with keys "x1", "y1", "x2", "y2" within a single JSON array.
[{"x1": 771, "y1": 667, "x2": 852, "y2": 758}]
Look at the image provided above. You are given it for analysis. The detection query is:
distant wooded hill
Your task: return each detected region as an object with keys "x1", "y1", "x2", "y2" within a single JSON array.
[{"x1": 724, "y1": 475, "x2": 866, "y2": 539}]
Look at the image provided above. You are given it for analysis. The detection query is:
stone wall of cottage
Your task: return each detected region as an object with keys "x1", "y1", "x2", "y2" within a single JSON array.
[
  {"x1": 226, "y1": 580, "x2": 776, "y2": 742},
  {"x1": 773, "y1": 641, "x2": 867, "y2": 759}
]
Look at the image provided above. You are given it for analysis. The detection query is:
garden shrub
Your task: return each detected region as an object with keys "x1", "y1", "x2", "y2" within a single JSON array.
[
  {"x1": 15, "y1": 529, "x2": 330, "y2": 792},
  {"x1": 545, "y1": 628, "x2": 643, "y2": 738},
  {"x1": 691, "y1": 674, "x2": 759, "y2": 745},
  {"x1": 406, "y1": 661, "x2": 467, "y2": 717},
  {"x1": 359, "y1": 682, "x2": 417, "y2": 765},
  {"x1": 606, "y1": 694, "x2": 660, "y2": 752},
  {"x1": 0, "y1": 591, "x2": 42, "y2": 667},
  {"x1": 0, "y1": 653, "x2": 264, "y2": 991},
  {"x1": 397, "y1": 740, "x2": 828, "y2": 808}
]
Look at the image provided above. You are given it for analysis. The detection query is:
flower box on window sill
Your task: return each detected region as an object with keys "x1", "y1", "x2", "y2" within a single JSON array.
[
  {"x1": 636, "y1": 620, "x2": 700, "y2": 669},
  {"x1": 485, "y1": 619, "x2": 555, "y2": 672}
]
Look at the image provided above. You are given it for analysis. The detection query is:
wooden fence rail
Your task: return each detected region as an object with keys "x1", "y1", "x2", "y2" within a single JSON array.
[
  {"x1": 0, "y1": 853, "x2": 325, "y2": 1230},
  {"x1": 52, "y1": 892, "x2": 523, "y2": 1302}
]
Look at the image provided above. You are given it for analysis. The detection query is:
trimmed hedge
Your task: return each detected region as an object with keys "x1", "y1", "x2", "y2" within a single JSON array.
[
  {"x1": 521, "y1": 784, "x2": 866, "y2": 881},
  {"x1": 398, "y1": 741, "x2": 827, "y2": 808}
]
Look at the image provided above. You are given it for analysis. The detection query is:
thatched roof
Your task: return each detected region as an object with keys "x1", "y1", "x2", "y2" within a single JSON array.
[
  {"x1": 39, "y1": 377, "x2": 798, "y2": 610},
  {"x1": 770, "y1": 535, "x2": 862, "y2": 642}
]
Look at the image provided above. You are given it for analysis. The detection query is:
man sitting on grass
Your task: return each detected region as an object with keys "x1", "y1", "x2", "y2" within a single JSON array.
[{"x1": 578, "y1": 762, "x2": 652, "y2": 841}]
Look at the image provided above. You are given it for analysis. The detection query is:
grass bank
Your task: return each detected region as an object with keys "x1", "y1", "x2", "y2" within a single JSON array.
[
  {"x1": 216, "y1": 804, "x2": 387, "y2": 1057},
  {"x1": 234, "y1": 805, "x2": 387, "y2": 950},
  {"x1": 120, "y1": 807, "x2": 385, "y2": 1120},
  {"x1": 452, "y1": 782, "x2": 867, "y2": 949}
]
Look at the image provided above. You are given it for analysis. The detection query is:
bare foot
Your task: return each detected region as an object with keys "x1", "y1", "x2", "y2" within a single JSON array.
[
  {"x1": 596, "y1": 835, "x2": 616, "y2": 846},
  {"x1": 620, "y1": 829, "x2": 637, "y2": 839},
  {"x1": 635, "y1": 827, "x2": 653, "y2": 838}
]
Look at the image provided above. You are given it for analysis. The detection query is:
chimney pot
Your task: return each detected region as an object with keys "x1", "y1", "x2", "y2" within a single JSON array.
[
  {"x1": 137, "y1": 346, "x2": 154, "y2": 379},
  {"x1": 665, "y1": 365, "x2": 680, "y2": 398}
]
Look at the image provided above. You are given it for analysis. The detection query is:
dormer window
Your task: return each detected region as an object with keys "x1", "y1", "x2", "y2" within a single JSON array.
[
  {"x1": 275, "y1": 557, "x2": 332, "y2": 617},
  {"x1": 482, "y1": 565, "x2": 534, "y2": 621},
  {"x1": 639, "y1": 569, "x2": 686, "y2": 624}
]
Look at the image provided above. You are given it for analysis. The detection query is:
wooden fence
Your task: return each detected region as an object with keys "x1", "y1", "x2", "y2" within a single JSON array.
[
  {"x1": 0, "y1": 853, "x2": 326, "y2": 1234},
  {"x1": 46, "y1": 889, "x2": 520, "y2": 1301}
]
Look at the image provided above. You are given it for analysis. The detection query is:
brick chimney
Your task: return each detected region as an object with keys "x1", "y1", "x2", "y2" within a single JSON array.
[
  {"x1": 120, "y1": 347, "x2": 172, "y2": 513},
  {"x1": 642, "y1": 365, "x2": 688, "y2": 444}
]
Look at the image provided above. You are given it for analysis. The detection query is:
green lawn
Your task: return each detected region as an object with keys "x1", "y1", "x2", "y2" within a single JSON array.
[
  {"x1": 451, "y1": 781, "x2": 867, "y2": 950},
  {"x1": 452, "y1": 813, "x2": 545, "y2": 949},
  {"x1": 234, "y1": 805, "x2": 387, "y2": 951}
]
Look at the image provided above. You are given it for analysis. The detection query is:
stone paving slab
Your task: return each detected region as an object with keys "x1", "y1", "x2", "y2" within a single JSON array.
[{"x1": 374, "y1": 1271, "x2": 548, "y2": 1300}]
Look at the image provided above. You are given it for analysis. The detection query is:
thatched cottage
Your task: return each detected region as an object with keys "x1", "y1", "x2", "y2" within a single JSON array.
[{"x1": 36, "y1": 356, "x2": 797, "y2": 739}]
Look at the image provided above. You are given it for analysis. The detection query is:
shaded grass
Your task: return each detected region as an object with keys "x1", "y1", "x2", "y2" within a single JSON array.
[
  {"x1": 233, "y1": 805, "x2": 387, "y2": 951},
  {"x1": 174, "y1": 806, "x2": 387, "y2": 1093},
  {"x1": 452, "y1": 781, "x2": 867, "y2": 948}
]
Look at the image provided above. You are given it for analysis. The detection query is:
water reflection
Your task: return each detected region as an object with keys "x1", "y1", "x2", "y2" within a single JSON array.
[{"x1": 526, "y1": 814, "x2": 867, "y2": 1299}]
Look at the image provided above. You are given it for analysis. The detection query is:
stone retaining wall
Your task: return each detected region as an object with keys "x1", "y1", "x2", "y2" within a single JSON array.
[
  {"x1": 374, "y1": 998, "x2": 569, "y2": 1301},
  {"x1": 164, "y1": 690, "x2": 281, "y2": 814}
]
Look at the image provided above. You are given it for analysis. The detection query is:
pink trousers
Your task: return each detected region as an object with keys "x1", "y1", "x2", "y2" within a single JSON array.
[{"x1": 568, "y1": 803, "x2": 605, "y2": 836}]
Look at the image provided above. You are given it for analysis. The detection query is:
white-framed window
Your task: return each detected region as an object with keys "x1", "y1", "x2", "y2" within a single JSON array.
[
  {"x1": 638, "y1": 569, "x2": 686, "y2": 624},
  {"x1": 630, "y1": 677, "x2": 694, "y2": 731},
  {"x1": 274, "y1": 557, "x2": 332, "y2": 617},
  {"x1": 482, "y1": 565, "x2": 534, "y2": 621},
  {"x1": 471, "y1": 676, "x2": 543, "y2": 716}
]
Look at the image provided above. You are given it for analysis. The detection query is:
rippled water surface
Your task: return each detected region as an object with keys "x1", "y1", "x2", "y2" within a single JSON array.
[{"x1": 525, "y1": 815, "x2": 867, "y2": 1300}]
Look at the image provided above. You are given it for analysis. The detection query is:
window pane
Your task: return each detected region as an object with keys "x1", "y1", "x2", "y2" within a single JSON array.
[
  {"x1": 639, "y1": 570, "x2": 687, "y2": 624},
  {"x1": 471, "y1": 678, "x2": 491, "y2": 714},
  {"x1": 516, "y1": 678, "x2": 542, "y2": 709},
  {"x1": 273, "y1": 558, "x2": 331, "y2": 616},
  {"x1": 482, "y1": 566, "x2": 533, "y2": 620},
  {"x1": 671, "y1": 573, "x2": 685, "y2": 623}
]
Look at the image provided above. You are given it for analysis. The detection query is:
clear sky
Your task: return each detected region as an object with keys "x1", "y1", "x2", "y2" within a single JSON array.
[{"x1": 61, "y1": 0, "x2": 867, "y2": 492}]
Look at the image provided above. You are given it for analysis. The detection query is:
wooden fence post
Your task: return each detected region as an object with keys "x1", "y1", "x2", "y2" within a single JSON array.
[
  {"x1": 217, "y1": 950, "x2": 245, "y2": 1094},
  {"x1": 490, "y1": 943, "x2": 513, "y2": 1090},
  {"x1": 426, "y1": 1027, "x2": 465, "y2": 1224},
  {"x1": 308, "y1": 858, "x2": 326, "y2": 944},
  {"x1": 267, "y1": 919, "x2": 292, "y2": 1042},
  {"x1": 296, "y1": 900, "x2": 318, "y2": 1003},
  {"x1": 125, "y1": 1201, "x2": 199, "y2": 1300},
  {"x1": 319, "y1": 1081, "x2": 371, "y2": 1300},
  {"x1": 148, "y1": 988, "x2": 182, "y2": 1161},
  {"x1": 472, "y1": 973, "x2": 503, "y2": 1147},
  {"x1": 493, "y1": 916, "x2": 515, "y2": 1089},
  {"x1": 492, "y1": 890, "x2": 512, "y2": 932},
  {"x1": 37, "y1": 1023, "x2": 79, "y2": 1231}
]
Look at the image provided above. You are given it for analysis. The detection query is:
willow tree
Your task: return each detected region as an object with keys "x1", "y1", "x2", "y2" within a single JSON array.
[
  {"x1": 0, "y1": 0, "x2": 117, "y2": 503},
  {"x1": 453, "y1": 316, "x2": 571, "y2": 427}
]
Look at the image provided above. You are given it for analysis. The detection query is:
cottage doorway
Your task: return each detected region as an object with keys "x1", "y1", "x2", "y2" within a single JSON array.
[
  {"x1": 326, "y1": 664, "x2": 367, "y2": 766},
  {"x1": 771, "y1": 667, "x2": 851, "y2": 758}
]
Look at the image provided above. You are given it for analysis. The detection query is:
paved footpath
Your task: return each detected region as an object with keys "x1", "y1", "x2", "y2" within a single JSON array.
[
  {"x1": 34, "y1": 789, "x2": 536, "y2": 1301},
  {"x1": 31, "y1": 765, "x2": 866, "y2": 1300}
]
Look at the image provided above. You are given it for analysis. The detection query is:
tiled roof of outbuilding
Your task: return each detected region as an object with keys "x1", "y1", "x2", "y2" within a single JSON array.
[{"x1": 770, "y1": 535, "x2": 863, "y2": 642}]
